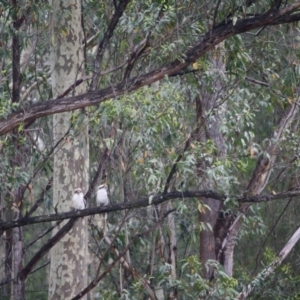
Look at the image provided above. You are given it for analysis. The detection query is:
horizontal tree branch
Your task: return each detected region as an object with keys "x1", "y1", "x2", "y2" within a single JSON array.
[
  {"x1": 0, "y1": 189, "x2": 300, "y2": 230},
  {"x1": 245, "y1": 76, "x2": 269, "y2": 87},
  {"x1": 1, "y1": 5, "x2": 300, "y2": 136}
]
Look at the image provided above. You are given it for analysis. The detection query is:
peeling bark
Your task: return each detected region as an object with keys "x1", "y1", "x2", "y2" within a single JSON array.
[
  {"x1": 48, "y1": 1, "x2": 88, "y2": 299},
  {"x1": 12, "y1": 223, "x2": 24, "y2": 300}
]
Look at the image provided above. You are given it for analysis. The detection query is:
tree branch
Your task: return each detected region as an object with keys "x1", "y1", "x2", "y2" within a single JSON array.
[
  {"x1": 19, "y1": 217, "x2": 78, "y2": 281},
  {"x1": 91, "y1": 0, "x2": 131, "y2": 89},
  {"x1": 245, "y1": 76, "x2": 269, "y2": 87},
  {"x1": 25, "y1": 177, "x2": 53, "y2": 217},
  {"x1": 123, "y1": 35, "x2": 150, "y2": 79},
  {"x1": 218, "y1": 102, "x2": 298, "y2": 275},
  {"x1": 163, "y1": 137, "x2": 191, "y2": 193},
  {"x1": 72, "y1": 209, "x2": 174, "y2": 300},
  {"x1": 254, "y1": 197, "x2": 293, "y2": 274},
  {"x1": 2, "y1": 5, "x2": 300, "y2": 136},
  {"x1": 84, "y1": 148, "x2": 110, "y2": 201},
  {"x1": 12, "y1": 9, "x2": 21, "y2": 106},
  {"x1": 1, "y1": 189, "x2": 300, "y2": 230},
  {"x1": 23, "y1": 220, "x2": 63, "y2": 252},
  {"x1": 236, "y1": 225, "x2": 300, "y2": 299}
]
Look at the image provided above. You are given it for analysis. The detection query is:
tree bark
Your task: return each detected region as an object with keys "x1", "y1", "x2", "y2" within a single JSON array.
[
  {"x1": 12, "y1": 224, "x2": 24, "y2": 300},
  {"x1": 197, "y1": 43, "x2": 227, "y2": 279},
  {"x1": 220, "y1": 102, "x2": 298, "y2": 276},
  {"x1": 10, "y1": 2, "x2": 26, "y2": 298},
  {"x1": 2, "y1": 189, "x2": 300, "y2": 231},
  {"x1": 48, "y1": 1, "x2": 89, "y2": 299}
]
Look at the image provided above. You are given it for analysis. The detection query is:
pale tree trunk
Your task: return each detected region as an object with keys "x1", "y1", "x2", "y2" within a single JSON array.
[
  {"x1": 9, "y1": 2, "x2": 26, "y2": 297},
  {"x1": 166, "y1": 201, "x2": 177, "y2": 299},
  {"x1": 12, "y1": 220, "x2": 24, "y2": 300},
  {"x1": 221, "y1": 103, "x2": 298, "y2": 276},
  {"x1": 48, "y1": 1, "x2": 88, "y2": 299},
  {"x1": 197, "y1": 44, "x2": 227, "y2": 279}
]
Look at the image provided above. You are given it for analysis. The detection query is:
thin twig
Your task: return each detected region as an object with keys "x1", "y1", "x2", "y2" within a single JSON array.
[
  {"x1": 253, "y1": 197, "x2": 293, "y2": 274},
  {"x1": 72, "y1": 209, "x2": 175, "y2": 300},
  {"x1": 23, "y1": 220, "x2": 63, "y2": 252}
]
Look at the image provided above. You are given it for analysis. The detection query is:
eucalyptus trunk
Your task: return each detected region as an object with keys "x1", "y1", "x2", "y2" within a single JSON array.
[
  {"x1": 221, "y1": 103, "x2": 298, "y2": 276},
  {"x1": 48, "y1": 1, "x2": 88, "y2": 299},
  {"x1": 197, "y1": 44, "x2": 226, "y2": 279}
]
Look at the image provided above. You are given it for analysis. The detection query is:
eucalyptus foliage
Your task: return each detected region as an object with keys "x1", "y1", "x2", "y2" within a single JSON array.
[{"x1": 1, "y1": 0, "x2": 300, "y2": 299}]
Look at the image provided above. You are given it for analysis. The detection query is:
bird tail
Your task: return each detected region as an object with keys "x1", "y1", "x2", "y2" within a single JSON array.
[{"x1": 94, "y1": 213, "x2": 108, "y2": 233}]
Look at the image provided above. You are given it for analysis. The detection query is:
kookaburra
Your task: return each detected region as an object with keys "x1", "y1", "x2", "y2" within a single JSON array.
[
  {"x1": 72, "y1": 188, "x2": 86, "y2": 210},
  {"x1": 96, "y1": 184, "x2": 109, "y2": 206}
]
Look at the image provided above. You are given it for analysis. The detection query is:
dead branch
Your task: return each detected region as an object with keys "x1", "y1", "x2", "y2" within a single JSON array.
[{"x1": 236, "y1": 225, "x2": 300, "y2": 299}]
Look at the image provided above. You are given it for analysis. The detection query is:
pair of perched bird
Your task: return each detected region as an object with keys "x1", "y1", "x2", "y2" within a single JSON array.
[{"x1": 72, "y1": 184, "x2": 109, "y2": 210}]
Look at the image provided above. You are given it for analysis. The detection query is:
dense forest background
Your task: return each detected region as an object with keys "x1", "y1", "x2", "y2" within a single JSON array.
[{"x1": 1, "y1": 0, "x2": 300, "y2": 299}]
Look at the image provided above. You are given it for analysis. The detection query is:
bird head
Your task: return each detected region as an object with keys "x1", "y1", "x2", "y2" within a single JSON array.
[
  {"x1": 74, "y1": 188, "x2": 83, "y2": 194},
  {"x1": 98, "y1": 184, "x2": 107, "y2": 190}
]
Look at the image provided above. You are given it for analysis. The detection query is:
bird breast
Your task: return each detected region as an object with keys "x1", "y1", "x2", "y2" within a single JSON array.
[
  {"x1": 96, "y1": 189, "x2": 109, "y2": 206},
  {"x1": 72, "y1": 193, "x2": 85, "y2": 210}
]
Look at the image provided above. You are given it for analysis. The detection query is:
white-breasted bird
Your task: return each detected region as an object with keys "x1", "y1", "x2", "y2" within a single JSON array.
[
  {"x1": 96, "y1": 184, "x2": 109, "y2": 206},
  {"x1": 72, "y1": 188, "x2": 86, "y2": 210}
]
